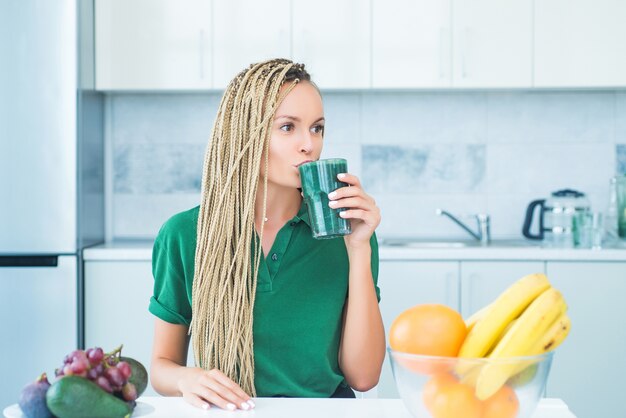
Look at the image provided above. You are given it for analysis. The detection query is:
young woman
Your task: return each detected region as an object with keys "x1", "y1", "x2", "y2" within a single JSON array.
[{"x1": 149, "y1": 59, "x2": 385, "y2": 411}]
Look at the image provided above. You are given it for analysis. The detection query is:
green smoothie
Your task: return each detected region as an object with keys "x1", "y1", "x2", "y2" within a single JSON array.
[{"x1": 299, "y1": 159, "x2": 352, "y2": 239}]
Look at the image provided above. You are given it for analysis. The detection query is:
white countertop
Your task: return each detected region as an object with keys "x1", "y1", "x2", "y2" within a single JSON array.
[
  {"x1": 83, "y1": 238, "x2": 626, "y2": 262},
  {"x1": 3, "y1": 397, "x2": 577, "y2": 418}
]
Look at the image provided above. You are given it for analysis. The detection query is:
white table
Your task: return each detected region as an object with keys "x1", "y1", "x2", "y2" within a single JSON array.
[{"x1": 5, "y1": 396, "x2": 576, "y2": 418}]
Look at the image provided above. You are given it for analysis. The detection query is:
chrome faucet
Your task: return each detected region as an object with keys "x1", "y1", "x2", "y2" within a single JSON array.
[{"x1": 436, "y1": 209, "x2": 491, "y2": 245}]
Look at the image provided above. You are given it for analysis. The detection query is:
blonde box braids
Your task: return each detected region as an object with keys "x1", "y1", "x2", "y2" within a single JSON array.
[{"x1": 190, "y1": 59, "x2": 311, "y2": 396}]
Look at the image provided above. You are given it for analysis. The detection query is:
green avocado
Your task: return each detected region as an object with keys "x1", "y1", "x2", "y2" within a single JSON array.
[
  {"x1": 45, "y1": 376, "x2": 131, "y2": 418},
  {"x1": 120, "y1": 356, "x2": 148, "y2": 397}
]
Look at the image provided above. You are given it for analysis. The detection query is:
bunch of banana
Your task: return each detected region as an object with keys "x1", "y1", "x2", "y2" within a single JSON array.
[{"x1": 457, "y1": 273, "x2": 571, "y2": 400}]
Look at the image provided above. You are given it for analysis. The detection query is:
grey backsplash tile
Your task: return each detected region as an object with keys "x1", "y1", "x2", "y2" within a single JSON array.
[
  {"x1": 618, "y1": 144, "x2": 626, "y2": 175},
  {"x1": 109, "y1": 90, "x2": 622, "y2": 238},
  {"x1": 487, "y1": 92, "x2": 614, "y2": 143},
  {"x1": 114, "y1": 194, "x2": 200, "y2": 238},
  {"x1": 112, "y1": 94, "x2": 220, "y2": 144},
  {"x1": 361, "y1": 92, "x2": 487, "y2": 144},
  {"x1": 321, "y1": 93, "x2": 361, "y2": 144},
  {"x1": 487, "y1": 143, "x2": 614, "y2": 195},
  {"x1": 114, "y1": 143, "x2": 204, "y2": 194},
  {"x1": 375, "y1": 193, "x2": 487, "y2": 238},
  {"x1": 362, "y1": 144, "x2": 486, "y2": 194},
  {"x1": 616, "y1": 93, "x2": 626, "y2": 142}
]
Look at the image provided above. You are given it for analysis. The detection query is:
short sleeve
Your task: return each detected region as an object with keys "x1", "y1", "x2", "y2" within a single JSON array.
[
  {"x1": 148, "y1": 221, "x2": 193, "y2": 326},
  {"x1": 370, "y1": 232, "x2": 381, "y2": 303}
]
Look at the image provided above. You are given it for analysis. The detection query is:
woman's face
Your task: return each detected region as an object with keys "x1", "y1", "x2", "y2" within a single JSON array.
[{"x1": 263, "y1": 81, "x2": 324, "y2": 189}]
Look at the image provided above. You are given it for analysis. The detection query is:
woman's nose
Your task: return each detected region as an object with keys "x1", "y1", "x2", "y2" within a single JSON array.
[{"x1": 299, "y1": 132, "x2": 314, "y2": 153}]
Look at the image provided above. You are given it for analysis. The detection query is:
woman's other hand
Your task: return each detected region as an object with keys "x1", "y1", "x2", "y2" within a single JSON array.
[
  {"x1": 328, "y1": 172, "x2": 381, "y2": 250},
  {"x1": 178, "y1": 367, "x2": 255, "y2": 411},
  {"x1": 150, "y1": 318, "x2": 255, "y2": 411}
]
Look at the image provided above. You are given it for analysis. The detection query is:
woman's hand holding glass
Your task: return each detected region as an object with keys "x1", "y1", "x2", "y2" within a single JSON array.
[
  {"x1": 178, "y1": 367, "x2": 255, "y2": 411},
  {"x1": 328, "y1": 173, "x2": 381, "y2": 249}
]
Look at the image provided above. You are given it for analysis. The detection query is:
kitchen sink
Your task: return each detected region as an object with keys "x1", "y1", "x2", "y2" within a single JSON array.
[
  {"x1": 379, "y1": 238, "x2": 541, "y2": 249},
  {"x1": 381, "y1": 239, "x2": 470, "y2": 248}
]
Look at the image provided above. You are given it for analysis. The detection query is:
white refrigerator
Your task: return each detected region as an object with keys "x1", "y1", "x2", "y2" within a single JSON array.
[{"x1": 0, "y1": 0, "x2": 104, "y2": 408}]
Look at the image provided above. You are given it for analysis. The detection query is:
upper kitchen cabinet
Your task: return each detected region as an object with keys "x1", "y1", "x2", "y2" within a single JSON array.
[
  {"x1": 534, "y1": 0, "x2": 626, "y2": 87},
  {"x1": 535, "y1": 0, "x2": 626, "y2": 87},
  {"x1": 372, "y1": 0, "x2": 532, "y2": 89},
  {"x1": 292, "y1": 0, "x2": 370, "y2": 89},
  {"x1": 452, "y1": 0, "x2": 532, "y2": 88},
  {"x1": 212, "y1": 0, "x2": 290, "y2": 89},
  {"x1": 95, "y1": 0, "x2": 212, "y2": 90},
  {"x1": 372, "y1": 0, "x2": 452, "y2": 88}
]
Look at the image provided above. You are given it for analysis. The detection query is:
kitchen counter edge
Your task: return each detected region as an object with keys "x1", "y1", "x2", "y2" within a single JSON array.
[{"x1": 83, "y1": 240, "x2": 626, "y2": 262}]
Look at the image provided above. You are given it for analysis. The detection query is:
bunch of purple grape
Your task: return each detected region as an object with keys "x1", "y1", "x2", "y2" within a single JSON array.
[{"x1": 55, "y1": 346, "x2": 138, "y2": 402}]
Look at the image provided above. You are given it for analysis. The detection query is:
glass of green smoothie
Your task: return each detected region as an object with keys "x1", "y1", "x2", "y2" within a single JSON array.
[{"x1": 299, "y1": 158, "x2": 352, "y2": 239}]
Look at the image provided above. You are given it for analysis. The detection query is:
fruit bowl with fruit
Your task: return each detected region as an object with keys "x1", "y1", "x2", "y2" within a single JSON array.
[
  {"x1": 389, "y1": 350, "x2": 554, "y2": 418},
  {"x1": 10, "y1": 344, "x2": 148, "y2": 418},
  {"x1": 388, "y1": 273, "x2": 570, "y2": 418}
]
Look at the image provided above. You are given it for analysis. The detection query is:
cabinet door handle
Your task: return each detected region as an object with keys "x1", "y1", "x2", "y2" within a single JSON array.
[
  {"x1": 446, "y1": 271, "x2": 457, "y2": 310},
  {"x1": 462, "y1": 27, "x2": 470, "y2": 79},
  {"x1": 199, "y1": 29, "x2": 206, "y2": 80},
  {"x1": 439, "y1": 26, "x2": 444, "y2": 78}
]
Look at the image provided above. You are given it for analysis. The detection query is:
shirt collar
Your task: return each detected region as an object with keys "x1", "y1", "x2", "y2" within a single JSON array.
[{"x1": 292, "y1": 199, "x2": 310, "y2": 227}]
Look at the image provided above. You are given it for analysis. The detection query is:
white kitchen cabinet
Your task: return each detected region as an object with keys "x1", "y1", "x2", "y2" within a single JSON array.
[
  {"x1": 545, "y1": 262, "x2": 626, "y2": 418},
  {"x1": 372, "y1": 0, "x2": 531, "y2": 89},
  {"x1": 95, "y1": 0, "x2": 212, "y2": 90},
  {"x1": 534, "y1": 0, "x2": 626, "y2": 87},
  {"x1": 452, "y1": 0, "x2": 532, "y2": 87},
  {"x1": 372, "y1": 0, "x2": 451, "y2": 88},
  {"x1": 292, "y1": 0, "x2": 370, "y2": 89},
  {"x1": 212, "y1": 0, "x2": 290, "y2": 89},
  {"x1": 460, "y1": 261, "x2": 545, "y2": 318},
  {"x1": 377, "y1": 261, "x2": 459, "y2": 398},
  {"x1": 85, "y1": 260, "x2": 158, "y2": 395}
]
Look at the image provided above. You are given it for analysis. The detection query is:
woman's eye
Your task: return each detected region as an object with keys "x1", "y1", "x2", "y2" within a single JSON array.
[
  {"x1": 280, "y1": 123, "x2": 293, "y2": 132},
  {"x1": 312, "y1": 125, "x2": 325, "y2": 135}
]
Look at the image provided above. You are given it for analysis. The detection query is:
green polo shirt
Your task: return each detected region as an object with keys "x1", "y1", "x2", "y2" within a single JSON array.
[{"x1": 149, "y1": 201, "x2": 380, "y2": 397}]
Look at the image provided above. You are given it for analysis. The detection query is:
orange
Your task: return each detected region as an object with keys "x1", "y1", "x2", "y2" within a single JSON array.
[
  {"x1": 389, "y1": 304, "x2": 467, "y2": 357},
  {"x1": 425, "y1": 377, "x2": 483, "y2": 418},
  {"x1": 482, "y1": 384, "x2": 520, "y2": 418},
  {"x1": 422, "y1": 373, "x2": 457, "y2": 410}
]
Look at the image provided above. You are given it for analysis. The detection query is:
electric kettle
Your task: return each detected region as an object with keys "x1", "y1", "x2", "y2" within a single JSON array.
[{"x1": 522, "y1": 189, "x2": 591, "y2": 247}]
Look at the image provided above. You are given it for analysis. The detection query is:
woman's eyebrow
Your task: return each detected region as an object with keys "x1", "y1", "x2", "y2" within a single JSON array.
[{"x1": 274, "y1": 115, "x2": 325, "y2": 123}]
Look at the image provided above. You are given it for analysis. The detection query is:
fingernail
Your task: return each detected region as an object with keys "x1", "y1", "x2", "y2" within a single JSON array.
[
  {"x1": 247, "y1": 399, "x2": 256, "y2": 408},
  {"x1": 226, "y1": 403, "x2": 236, "y2": 411},
  {"x1": 328, "y1": 191, "x2": 337, "y2": 199},
  {"x1": 202, "y1": 403, "x2": 210, "y2": 410},
  {"x1": 328, "y1": 200, "x2": 337, "y2": 207},
  {"x1": 338, "y1": 173, "x2": 346, "y2": 179},
  {"x1": 240, "y1": 402, "x2": 250, "y2": 410}
]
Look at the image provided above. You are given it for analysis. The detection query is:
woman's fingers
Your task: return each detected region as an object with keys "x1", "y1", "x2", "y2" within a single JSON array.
[
  {"x1": 194, "y1": 385, "x2": 240, "y2": 411},
  {"x1": 203, "y1": 370, "x2": 254, "y2": 410},
  {"x1": 337, "y1": 172, "x2": 361, "y2": 187},
  {"x1": 182, "y1": 392, "x2": 211, "y2": 411},
  {"x1": 339, "y1": 209, "x2": 369, "y2": 221},
  {"x1": 329, "y1": 196, "x2": 370, "y2": 210},
  {"x1": 329, "y1": 187, "x2": 374, "y2": 205},
  {"x1": 209, "y1": 369, "x2": 252, "y2": 401},
  {"x1": 180, "y1": 368, "x2": 255, "y2": 411}
]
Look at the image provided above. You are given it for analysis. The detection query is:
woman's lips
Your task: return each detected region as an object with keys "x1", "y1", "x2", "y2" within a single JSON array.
[{"x1": 295, "y1": 160, "x2": 313, "y2": 168}]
